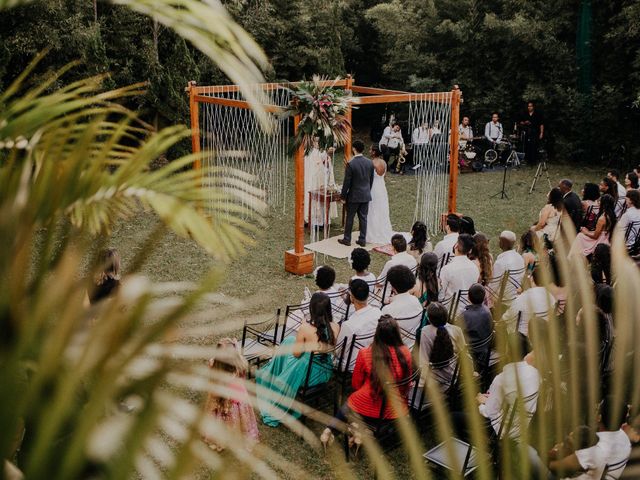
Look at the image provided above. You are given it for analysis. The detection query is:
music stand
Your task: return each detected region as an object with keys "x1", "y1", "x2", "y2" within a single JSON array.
[{"x1": 529, "y1": 149, "x2": 551, "y2": 194}]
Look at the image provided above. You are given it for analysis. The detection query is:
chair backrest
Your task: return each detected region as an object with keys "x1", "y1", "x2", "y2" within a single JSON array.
[
  {"x1": 583, "y1": 204, "x2": 600, "y2": 230},
  {"x1": 440, "y1": 293, "x2": 456, "y2": 322},
  {"x1": 438, "y1": 252, "x2": 452, "y2": 273},
  {"x1": 395, "y1": 311, "x2": 426, "y2": 347},
  {"x1": 299, "y1": 338, "x2": 346, "y2": 395},
  {"x1": 468, "y1": 331, "x2": 495, "y2": 371},
  {"x1": 367, "y1": 276, "x2": 388, "y2": 309},
  {"x1": 451, "y1": 289, "x2": 470, "y2": 316},
  {"x1": 429, "y1": 354, "x2": 460, "y2": 399},
  {"x1": 602, "y1": 457, "x2": 628, "y2": 479},
  {"x1": 282, "y1": 300, "x2": 311, "y2": 342},
  {"x1": 624, "y1": 220, "x2": 640, "y2": 248},
  {"x1": 616, "y1": 197, "x2": 627, "y2": 219},
  {"x1": 342, "y1": 331, "x2": 376, "y2": 372},
  {"x1": 377, "y1": 367, "x2": 421, "y2": 422},
  {"x1": 496, "y1": 390, "x2": 539, "y2": 441}
]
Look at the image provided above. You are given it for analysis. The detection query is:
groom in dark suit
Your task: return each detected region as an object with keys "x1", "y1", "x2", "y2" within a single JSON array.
[{"x1": 338, "y1": 140, "x2": 374, "y2": 247}]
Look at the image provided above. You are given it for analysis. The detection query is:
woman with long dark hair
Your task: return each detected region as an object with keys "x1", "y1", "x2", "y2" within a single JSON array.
[
  {"x1": 569, "y1": 194, "x2": 617, "y2": 259},
  {"x1": 408, "y1": 220, "x2": 431, "y2": 260},
  {"x1": 531, "y1": 187, "x2": 564, "y2": 242},
  {"x1": 320, "y1": 315, "x2": 412, "y2": 450},
  {"x1": 581, "y1": 182, "x2": 601, "y2": 231},
  {"x1": 412, "y1": 252, "x2": 439, "y2": 306},
  {"x1": 257, "y1": 292, "x2": 339, "y2": 427},
  {"x1": 469, "y1": 232, "x2": 493, "y2": 285},
  {"x1": 520, "y1": 230, "x2": 538, "y2": 275}
]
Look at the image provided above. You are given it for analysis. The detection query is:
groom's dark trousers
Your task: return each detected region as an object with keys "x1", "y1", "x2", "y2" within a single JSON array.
[{"x1": 343, "y1": 202, "x2": 369, "y2": 244}]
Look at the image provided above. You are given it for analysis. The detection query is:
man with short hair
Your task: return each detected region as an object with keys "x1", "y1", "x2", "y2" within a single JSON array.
[
  {"x1": 457, "y1": 284, "x2": 493, "y2": 346},
  {"x1": 484, "y1": 112, "x2": 503, "y2": 149},
  {"x1": 439, "y1": 234, "x2": 480, "y2": 313},
  {"x1": 492, "y1": 230, "x2": 525, "y2": 304},
  {"x1": 336, "y1": 279, "x2": 381, "y2": 371},
  {"x1": 595, "y1": 396, "x2": 634, "y2": 479},
  {"x1": 382, "y1": 265, "x2": 423, "y2": 348},
  {"x1": 607, "y1": 169, "x2": 627, "y2": 199},
  {"x1": 459, "y1": 116, "x2": 473, "y2": 144},
  {"x1": 378, "y1": 233, "x2": 417, "y2": 281},
  {"x1": 339, "y1": 140, "x2": 374, "y2": 247},
  {"x1": 434, "y1": 213, "x2": 460, "y2": 269},
  {"x1": 559, "y1": 179, "x2": 583, "y2": 232}
]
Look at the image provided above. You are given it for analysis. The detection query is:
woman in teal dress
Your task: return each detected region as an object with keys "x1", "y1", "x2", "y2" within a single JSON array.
[{"x1": 256, "y1": 292, "x2": 340, "y2": 427}]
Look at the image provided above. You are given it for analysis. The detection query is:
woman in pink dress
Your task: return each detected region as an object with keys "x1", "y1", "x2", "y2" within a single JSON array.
[
  {"x1": 203, "y1": 338, "x2": 259, "y2": 451},
  {"x1": 569, "y1": 194, "x2": 617, "y2": 259}
]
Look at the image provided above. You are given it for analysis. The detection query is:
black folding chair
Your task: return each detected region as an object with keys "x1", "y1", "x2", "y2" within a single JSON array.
[
  {"x1": 395, "y1": 311, "x2": 425, "y2": 349},
  {"x1": 344, "y1": 368, "x2": 422, "y2": 461},
  {"x1": 438, "y1": 252, "x2": 453, "y2": 273},
  {"x1": 601, "y1": 457, "x2": 629, "y2": 479},
  {"x1": 624, "y1": 220, "x2": 640, "y2": 256},
  {"x1": 468, "y1": 331, "x2": 496, "y2": 392},
  {"x1": 450, "y1": 289, "x2": 470, "y2": 319},
  {"x1": 296, "y1": 337, "x2": 347, "y2": 425},
  {"x1": 240, "y1": 309, "x2": 281, "y2": 372},
  {"x1": 369, "y1": 276, "x2": 390, "y2": 309},
  {"x1": 409, "y1": 355, "x2": 461, "y2": 423}
]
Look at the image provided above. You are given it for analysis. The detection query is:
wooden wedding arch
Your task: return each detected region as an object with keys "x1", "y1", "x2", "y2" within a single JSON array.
[{"x1": 188, "y1": 76, "x2": 461, "y2": 275}]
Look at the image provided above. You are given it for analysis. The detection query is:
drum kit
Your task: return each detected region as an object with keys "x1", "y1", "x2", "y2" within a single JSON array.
[{"x1": 459, "y1": 134, "x2": 522, "y2": 172}]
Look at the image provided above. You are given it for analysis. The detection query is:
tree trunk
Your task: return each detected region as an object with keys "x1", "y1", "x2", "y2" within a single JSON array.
[
  {"x1": 93, "y1": 0, "x2": 97, "y2": 22},
  {"x1": 153, "y1": 19, "x2": 160, "y2": 63}
]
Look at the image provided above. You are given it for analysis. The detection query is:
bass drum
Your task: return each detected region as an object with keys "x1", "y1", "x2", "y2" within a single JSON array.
[{"x1": 471, "y1": 160, "x2": 483, "y2": 172}]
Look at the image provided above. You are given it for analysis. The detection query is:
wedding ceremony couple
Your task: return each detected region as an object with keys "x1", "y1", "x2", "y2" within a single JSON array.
[{"x1": 337, "y1": 140, "x2": 393, "y2": 246}]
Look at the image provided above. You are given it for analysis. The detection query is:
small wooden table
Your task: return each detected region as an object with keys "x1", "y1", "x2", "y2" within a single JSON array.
[{"x1": 307, "y1": 188, "x2": 345, "y2": 238}]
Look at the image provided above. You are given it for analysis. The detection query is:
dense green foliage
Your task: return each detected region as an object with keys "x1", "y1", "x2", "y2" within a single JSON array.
[{"x1": 2, "y1": 0, "x2": 638, "y2": 164}]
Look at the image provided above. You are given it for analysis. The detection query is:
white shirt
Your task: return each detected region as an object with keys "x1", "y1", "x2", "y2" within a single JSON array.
[
  {"x1": 618, "y1": 206, "x2": 640, "y2": 246},
  {"x1": 388, "y1": 130, "x2": 404, "y2": 149},
  {"x1": 459, "y1": 124, "x2": 473, "y2": 140},
  {"x1": 434, "y1": 233, "x2": 459, "y2": 269},
  {"x1": 336, "y1": 305, "x2": 381, "y2": 371},
  {"x1": 484, "y1": 121, "x2": 503, "y2": 143},
  {"x1": 572, "y1": 444, "x2": 607, "y2": 480},
  {"x1": 492, "y1": 250, "x2": 525, "y2": 302},
  {"x1": 479, "y1": 361, "x2": 540, "y2": 438},
  {"x1": 378, "y1": 251, "x2": 417, "y2": 282},
  {"x1": 617, "y1": 182, "x2": 626, "y2": 199},
  {"x1": 351, "y1": 273, "x2": 377, "y2": 291},
  {"x1": 439, "y1": 255, "x2": 480, "y2": 306},
  {"x1": 381, "y1": 292, "x2": 423, "y2": 348},
  {"x1": 502, "y1": 286, "x2": 556, "y2": 336},
  {"x1": 379, "y1": 126, "x2": 392, "y2": 148},
  {"x1": 412, "y1": 127, "x2": 429, "y2": 145},
  {"x1": 596, "y1": 430, "x2": 631, "y2": 479}
]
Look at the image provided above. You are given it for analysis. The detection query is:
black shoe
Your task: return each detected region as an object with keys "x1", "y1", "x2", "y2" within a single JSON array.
[
  {"x1": 356, "y1": 240, "x2": 366, "y2": 247},
  {"x1": 337, "y1": 238, "x2": 351, "y2": 246}
]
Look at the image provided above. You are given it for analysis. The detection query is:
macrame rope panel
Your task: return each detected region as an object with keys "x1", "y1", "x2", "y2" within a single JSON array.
[
  {"x1": 198, "y1": 84, "x2": 290, "y2": 217},
  {"x1": 409, "y1": 92, "x2": 453, "y2": 237}
]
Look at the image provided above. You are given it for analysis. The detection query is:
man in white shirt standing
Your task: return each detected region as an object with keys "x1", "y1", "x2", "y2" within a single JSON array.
[
  {"x1": 492, "y1": 230, "x2": 525, "y2": 304},
  {"x1": 433, "y1": 213, "x2": 461, "y2": 270},
  {"x1": 381, "y1": 265, "x2": 424, "y2": 348},
  {"x1": 378, "y1": 234, "x2": 417, "y2": 281},
  {"x1": 439, "y1": 234, "x2": 480, "y2": 310},
  {"x1": 484, "y1": 112, "x2": 503, "y2": 149},
  {"x1": 336, "y1": 279, "x2": 381, "y2": 371}
]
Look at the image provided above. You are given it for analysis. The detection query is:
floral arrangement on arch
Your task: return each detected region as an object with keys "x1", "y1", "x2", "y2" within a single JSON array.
[{"x1": 283, "y1": 75, "x2": 353, "y2": 153}]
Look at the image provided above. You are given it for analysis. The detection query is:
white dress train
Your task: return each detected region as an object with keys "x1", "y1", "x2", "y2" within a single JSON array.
[{"x1": 366, "y1": 164, "x2": 394, "y2": 244}]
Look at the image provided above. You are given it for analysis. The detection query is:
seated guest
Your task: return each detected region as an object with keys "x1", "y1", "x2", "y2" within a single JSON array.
[
  {"x1": 581, "y1": 182, "x2": 601, "y2": 230},
  {"x1": 607, "y1": 169, "x2": 627, "y2": 199},
  {"x1": 618, "y1": 190, "x2": 640, "y2": 247},
  {"x1": 420, "y1": 302, "x2": 465, "y2": 391},
  {"x1": 493, "y1": 230, "x2": 525, "y2": 301},
  {"x1": 459, "y1": 215, "x2": 476, "y2": 235},
  {"x1": 433, "y1": 213, "x2": 460, "y2": 268},
  {"x1": 456, "y1": 284, "x2": 493, "y2": 346},
  {"x1": 382, "y1": 265, "x2": 423, "y2": 347},
  {"x1": 559, "y1": 178, "x2": 583, "y2": 232},
  {"x1": 469, "y1": 232, "x2": 493, "y2": 285},
  {"x1": 548, "y1": 425, "x2": 606, "y2": 479},
  {"x1": 378, "y1": 234, "x2": 417, "y2": 281},
  {"x1": 600, "y1": 176, "x2": 622, "y2": 217},
  {"x1": 336, "y1": 279, "x2": 381, "y2": 371},
  {"x1": 547, "y1": 253, "x2": 567, "y2": 309},
  {"x1": 88, "y1": 247, "x2": 121, "y2": 305},
  {"x1": 320, "y1": 315, "x2": 412, "y2": 450},
  {"x1": 407, "y1": 220, "x2": 432, "y2": 260},
  {"x1": 314, "y1": 265, "x2": 338, "y2": 295},
  {"x1": 439, "y1": 234, "x2": 480, "y2": 311},
  {"x1": 257, "y1": 292, "x2": 340, "y2": 427},
  {"x1": 591, "y1": 244, "x2": 612, "y2": 285},
  {"x1": 625, "y1": 171, "x2": 639, "y2": 191},
  {"x1": 596, "y1": 397, "x2": 634, "y2": 479},
  {"x1": 569, "y1": 193, "x2": 616, "y2": 259},
  {"x1": 520, "y1": 230, "x2": 538, "y2": 275},
  {"x1": 531, "y1": 187, "x2": 564, "y2": 242},
  {"x1": 501, "y1": 267, "x2": 556, "y2": 337},
  {"x1": 349, "y1": 248, "x2": 376, "y2": 286},
  {"x1": 476, "y1": 341, "x2": 540, "y2": 438},
  {"x1": 412, "y1": 252, "x2": 439, "y2": 307}
]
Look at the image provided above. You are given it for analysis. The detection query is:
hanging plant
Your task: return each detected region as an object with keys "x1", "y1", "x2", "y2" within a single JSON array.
[{"x1": 282, "y1": 75, "x2": 353, "y2": 153}]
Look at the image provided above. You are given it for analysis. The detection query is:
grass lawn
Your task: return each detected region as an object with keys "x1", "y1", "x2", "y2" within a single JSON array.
[{"x1": 109, "y1": 159, "x2": 602, "y2": 478}]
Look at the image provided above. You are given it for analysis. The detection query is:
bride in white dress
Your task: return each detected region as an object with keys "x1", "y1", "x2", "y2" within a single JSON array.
[{"x1": 366, "y1": 146, "x2": 394, "y2": 244}]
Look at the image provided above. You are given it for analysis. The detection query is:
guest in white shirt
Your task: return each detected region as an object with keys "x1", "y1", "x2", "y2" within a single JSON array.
[
  {"x1": 434, "y1": 213, "x2": 461, "y2": 270},
  {"x1": 412, "y1": 122, "x2": 429, "y2": 145},
  {"x1": 378, "y1": 234, "x2": 417, "y2": 282},
  {"x1": 484, "y1": 112, "x2": 503, "y2": 147},
  {"x1": 492, "y1": 230, "x2": 525, "y2": 303},
  {"x1": 501, "y1": 267, "x2": 556, "y2": 337},
  {"x1": 336, "y1": 279, "x2": 381, "y2": 371},
  {"x1": 439, "y1": 234, "x2": 480, "y2": 310},
  {"x1": 624, "y1": 171, "x2": 639, "y2": 191},
  {"x1": 618, "y1": 190, "x2": 640, "y2": 247},
  {"x1": 548, "y1": 425, "x2": 606, "y2": 480},
  {"x1": 382, "y1": 265, "x2": 423, "y2": 348},
  {"x1": 349, "y1": 247, "x2": 376, "y2": 287},
  {"x1": 458, "y1": 116, "x2": 473, "y2": 144},
  {"x1": 607, "y1": 169, "x2": 627, "y2": 199}
]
